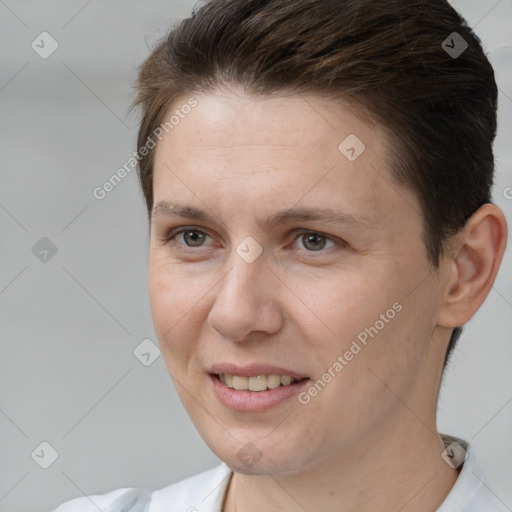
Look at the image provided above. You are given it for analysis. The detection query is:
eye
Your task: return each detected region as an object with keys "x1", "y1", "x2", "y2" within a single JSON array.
[
  {"x1": 179, "y1": 229, "x2": 209, "y2": 247},
  {"x1": 161, "y1": 227, "x2": 213, "y2": 250},
  {"x1": 292, "y1": 230, "x2": 340, "y2": 252},
  {"x1": 159, "y1": 227, "x2": 345, "y2": 255}
]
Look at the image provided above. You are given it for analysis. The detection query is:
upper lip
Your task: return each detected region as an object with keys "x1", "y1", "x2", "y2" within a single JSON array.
[{"x1": 210, "y1": 363, "x2": 309, "y2": 380}]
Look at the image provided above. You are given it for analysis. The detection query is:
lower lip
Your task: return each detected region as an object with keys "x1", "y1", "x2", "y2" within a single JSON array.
[{"x1": 210, "y1": 374, "x2": 310, "y2": 412}]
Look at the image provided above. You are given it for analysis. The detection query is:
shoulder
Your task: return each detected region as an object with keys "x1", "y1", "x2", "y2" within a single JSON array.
[
  {"x1": 465, "y1": 485, "x2": 509, "y2": 512},
  {"x1": 150, "y1": 462, "x2": 233, "y2": 510},
  {"x1": 51, "y1": 487, "x2": 152, "y2": 512},
  {"x1": 50, "y1": 463, "x2": 232, "y2": 512},
  {"x1": 437, "y1": 434, "x2": 507, "y2": 512}
]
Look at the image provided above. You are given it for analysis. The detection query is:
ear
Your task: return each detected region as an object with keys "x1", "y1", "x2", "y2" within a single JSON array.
[{"x1": 437, "y1": 203, "x2": 508, "y2": 328}]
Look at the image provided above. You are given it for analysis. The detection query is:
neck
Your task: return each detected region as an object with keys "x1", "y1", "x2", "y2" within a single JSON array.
[{"x1": 222, "y1": 416, "x2": 460, "y2": 512}]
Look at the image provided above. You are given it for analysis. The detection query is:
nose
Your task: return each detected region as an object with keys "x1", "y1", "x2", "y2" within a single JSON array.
[{"x1": 207, "y1": 250, "x2": 284, "y2": 343}]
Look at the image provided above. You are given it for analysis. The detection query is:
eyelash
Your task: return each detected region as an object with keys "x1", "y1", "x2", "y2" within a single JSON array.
[{"x1": 159, "y1": 227, "x2": 346, "y2": 255}]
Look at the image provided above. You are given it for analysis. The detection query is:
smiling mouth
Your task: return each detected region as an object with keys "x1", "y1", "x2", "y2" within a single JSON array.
[{"x1": 214, "y1": 373, "x2": 308, "y2": 392}]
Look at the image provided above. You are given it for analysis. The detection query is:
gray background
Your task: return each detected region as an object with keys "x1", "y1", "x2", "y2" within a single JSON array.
[{"x1": 0, "y1": 1, "x2": 511, "y2": 511}]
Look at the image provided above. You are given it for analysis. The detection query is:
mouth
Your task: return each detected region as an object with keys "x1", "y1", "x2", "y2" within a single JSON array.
[
  {"x1": 208, "y1": 365, "x2": 311, "y2": 411},
  {"x1": 213, "y1": 373, "x2": 307, "y2": 392}
]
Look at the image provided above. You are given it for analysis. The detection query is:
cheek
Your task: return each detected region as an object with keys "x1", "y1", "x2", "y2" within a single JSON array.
[
  {"x1": 147, "y1": 257, "x2": 204, "y2": 359},
  {"x1": 291, "y1": 267, "x2": 396, "y2": 347},
  {"x1": 148, "y1": 264, "x2": 175, "y2": 334},
  {"x1": 293, "y1": 261, "x2": 427, "y2": 393}
]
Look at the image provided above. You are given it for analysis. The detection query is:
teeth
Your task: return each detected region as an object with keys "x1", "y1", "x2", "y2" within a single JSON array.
[
  {"x1": 280, "y1": 375, "x2": 293, "y2": 386},
  {"x1": 249, "y1": 375, "x2": 267, "y2": 392},
  {"x1": 267, "y1": 374, "x2": 281, "y2": 389},
  {"x1": 231, "y1": 376, "x2": 248, "y2": 390},
  {"x1": 218, "y1": 374, "x2": 299, "y2": 391}
]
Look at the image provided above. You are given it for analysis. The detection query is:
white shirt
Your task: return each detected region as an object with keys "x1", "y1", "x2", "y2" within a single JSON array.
[{"x1": 51, "y1": 434, "x2": 506, "y2": 511}]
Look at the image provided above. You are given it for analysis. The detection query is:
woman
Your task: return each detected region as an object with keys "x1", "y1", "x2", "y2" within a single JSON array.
[{"x1": 52, "y1": 0, "x2": 508, "y2": 510}]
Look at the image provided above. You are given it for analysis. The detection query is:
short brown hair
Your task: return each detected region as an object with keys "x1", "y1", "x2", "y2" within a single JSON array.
[{"x1": 132, "y1": 0, "x2": 498, "y2": 371}]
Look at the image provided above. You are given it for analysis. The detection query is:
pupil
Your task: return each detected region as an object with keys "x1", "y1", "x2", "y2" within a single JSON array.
[
  {"x1": 304, "y1": 233, "x2": 325, "y2": 251},
  {"x1": 185, "y1": 230, "x2": 204, "y2": 246}
]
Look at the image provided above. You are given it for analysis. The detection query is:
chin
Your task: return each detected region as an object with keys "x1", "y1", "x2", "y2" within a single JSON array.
[{"x1": 202, "y1": 431, "x2": 313, "y2": 476}]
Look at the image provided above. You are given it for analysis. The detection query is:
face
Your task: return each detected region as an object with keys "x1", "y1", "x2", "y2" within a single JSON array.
[{"x1": 148, "y1": 89, "x2": 447, "y2": 475}]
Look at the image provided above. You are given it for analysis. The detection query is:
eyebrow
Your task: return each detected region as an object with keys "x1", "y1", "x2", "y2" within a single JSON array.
[{"x1": 151, "y1": 201, "x2": 379, "y2": 231}]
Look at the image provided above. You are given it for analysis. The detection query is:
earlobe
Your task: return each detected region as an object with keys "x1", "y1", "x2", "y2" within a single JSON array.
[{"x1": 438, "y1": 204, "x2": 508, "y2": 328}]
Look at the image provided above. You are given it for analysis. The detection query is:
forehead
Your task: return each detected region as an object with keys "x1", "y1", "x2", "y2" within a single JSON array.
[
  {"x1": 158, "y1": 90, "x2": 380, "y2": 159},
  {"x1": 151, "y1": 90, "x2": 420, "y2": 231}
]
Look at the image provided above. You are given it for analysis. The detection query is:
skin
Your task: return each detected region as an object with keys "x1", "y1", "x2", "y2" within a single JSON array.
[{"x1": 148, "y1": 88, "x2": 507, "y2": 512}]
